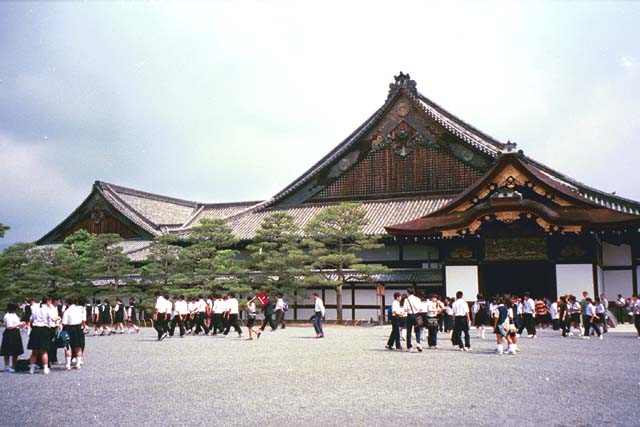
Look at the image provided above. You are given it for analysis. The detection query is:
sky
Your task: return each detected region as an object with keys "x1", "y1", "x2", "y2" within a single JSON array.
[{"x1": 0, "y1": 1, "x2": 639, "y2": 246}]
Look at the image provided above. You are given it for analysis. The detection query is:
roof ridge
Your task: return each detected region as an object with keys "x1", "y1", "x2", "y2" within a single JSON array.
[
  {"x1": 96, "y1": 180, "x2": 201, "y2": 207},
  {"x1": 97, "y1": 183, "x2": 162, "y2": 231},
  {"x1": 416, "y1": 93, "x2": 505, "y2": 150},
  {"x1": 202, "y1": 200, "x2": 263, "y2": 208}
]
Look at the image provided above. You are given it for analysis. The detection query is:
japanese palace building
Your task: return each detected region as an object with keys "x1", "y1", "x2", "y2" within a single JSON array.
[{"x1": 38, "y1": 73, "x2": 640, "y2": 321}]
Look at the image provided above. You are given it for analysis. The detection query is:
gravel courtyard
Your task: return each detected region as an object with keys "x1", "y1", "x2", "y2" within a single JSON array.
[{"x1": 1, "y1": 325, "x2": 639, "y2": 427}]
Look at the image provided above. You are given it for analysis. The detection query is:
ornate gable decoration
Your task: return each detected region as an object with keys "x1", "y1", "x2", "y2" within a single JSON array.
[
  {"x1": 370, "y1": 121, "x2": 437, "y2": 157},
  {"x1": 385, "y1": 152, "x2": 640, "y2": 238}
]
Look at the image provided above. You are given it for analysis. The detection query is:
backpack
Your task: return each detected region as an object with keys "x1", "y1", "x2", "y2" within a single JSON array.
[
  {"x1": 283, "y1": 302, "x2": 289, "y2": 312},
  {"x1": 14, "y1": 359, "x2": 30, "y2": 372},
  {"x1": 56, "y1": 330, "x2": 70, "y2": 348}
]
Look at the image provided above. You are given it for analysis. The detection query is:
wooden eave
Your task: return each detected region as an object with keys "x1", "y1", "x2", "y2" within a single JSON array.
[{"x1": 385, "y1": 152, "x2": 640, "y2": 236}]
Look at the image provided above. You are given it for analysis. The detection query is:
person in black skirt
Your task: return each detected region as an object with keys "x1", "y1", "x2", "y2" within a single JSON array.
[
  {"x1": 98, "y1": 299, "x2": 113, "y2": 336},
  {"x1": 61, "y1": 297, "x2": 85, "y2": 370},
  {"x1": 126, "y1": 298, "x2": 140, "y2": 334},
  {"x1": 472, "y1": 294, "x2": 489, "y2": 340},
  {"x1": 28, "y1": 297, "x2": 53, "y2": 375},
  {"x1": 2, "y1": 303, "x2": 26, "y2": 373},
  {"x1": 113, "y1": 298, "x2": 126, "y2": 334}
]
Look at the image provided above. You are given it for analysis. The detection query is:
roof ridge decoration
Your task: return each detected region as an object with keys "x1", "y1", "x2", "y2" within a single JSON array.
[
  {"x1": 261, "y1": 72, "x2": 506, "y2": 210},
  {"x1": 98, "y1": 180, "x2": 201, "y2": 208}
]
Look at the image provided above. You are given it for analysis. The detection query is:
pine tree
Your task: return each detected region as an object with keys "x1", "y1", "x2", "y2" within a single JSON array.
[
  {"x1": 0, "y1": 242, "x2": 47, "y2": 306},
  {"x1": 140, "y1": 235, "x2": 181, "y2": 292},
  {"x1": 0, "y1": 222, "x2": 9, "y2": 238},
  {"x1": 246, "y1": 212, "x2": 310, "y2": 296},
  {"x1": 174, "y1": 218, "x2": 244, "y2": 295},
  {"x1": 304, "y1": 203, "x2": 387, "y2": 323},
  {"x1": 88, "y1": 233, "x2": 133, "y2": 289}
]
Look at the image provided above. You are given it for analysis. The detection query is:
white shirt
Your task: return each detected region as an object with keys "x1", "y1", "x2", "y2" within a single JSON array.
[
  {"x1": 175, "y1": 300, "x2": 188, "y2": 316},
  {"x1": 247, "y1": 301, "x2": 257, "y2": 314},
  {"x1": 391, "y1": 300, "x2": 402, "y2": 316},
  {"x1": 425, "y1": 300, "x2": 439, "y2": 317},
  {"x1": 403, "y1": 295, "x2": 422, "y2": 315},
  {"x1": 213, "y1": 299, "x2": 225, "y2": 314},
  {"x1": 30, "y1": 303, "x2": 52, "y2": 327},
  {"x1": 188, "y1": 301, "x2": 197, "y2": 314},
  {"x1": 3, "y1": 313, "x2": 20, "y2": 328},
  {"x1": 47, "y1": 304, "x2": 60, "y2": 327},
  {"x1": 155, "y1": 296, "x2": 168, "y2": 314},
  {"x1": 314, "y1": 298, "x2": 325, "y2": 316},
  {"x1": 549, "y1": 302, "x2": 559, "y2": 319},
  {"x1": 585, "y1": 303, "x2": 596, "y2": 317},
  {"x1": 522, "y1": 298, "x2": 535, "y2": 314},
  {"x1": 452, "y1": 298, "x2": 469, "y2": 317},
  {"x1": 197, "y1": 299, "x2": 207, "y2": 313},
  {"x1": 226, "y1": 298, "x2": 239, "y2": 315},
  {"x1": 275, "y1": 297, "x2": 285, "y2": 311},
  {"x1": 62, "y1": 304, "x2": 85, "y2": 325}
]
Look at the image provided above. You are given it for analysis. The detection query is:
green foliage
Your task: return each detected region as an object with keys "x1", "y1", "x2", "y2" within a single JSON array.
[
  {"x1": 140, "y1": 235, "x2": 181, "y2": 291},
  {"x1": 246, "y1": 212, "x2": 310, "y2": 296},
  {"x1": 173, "y1": 218, "x2": 245, "y2": 294},
  {"x1": 304, "y1": 203, "x2": 387, "y2": 322},
  {"x1": 88, "y1": 233, "x2": 133, "y2": 288},
  {"x1": 0, "y1": 222, "x2": 9, "y2": 238}
]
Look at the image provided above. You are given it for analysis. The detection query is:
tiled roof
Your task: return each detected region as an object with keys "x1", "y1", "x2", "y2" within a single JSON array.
[
  {"x1": 179, "y1": 201, "x2": 262, "y2": 229},
  {"x1": 36, "y1": 240, "x2": 153, "y2": 262},
  {"x1": 101, "y1": 182, "x2": 200, "y2": 226},
  {"x1": 224, "y1": 197, "x2": 452, "y2": 240}
]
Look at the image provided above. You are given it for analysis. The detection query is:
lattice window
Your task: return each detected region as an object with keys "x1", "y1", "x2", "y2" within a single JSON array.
[{"x1": 311, "y1": 145, "x2": 484, "y2": 201}]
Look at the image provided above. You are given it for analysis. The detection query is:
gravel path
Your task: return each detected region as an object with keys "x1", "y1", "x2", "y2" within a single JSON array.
[{"x1": 1, "y1": 325, "x2": 639, "y2": 426}]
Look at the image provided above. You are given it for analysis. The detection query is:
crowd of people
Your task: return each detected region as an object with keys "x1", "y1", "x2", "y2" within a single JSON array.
[
  {"x1": 386, "y1": 290, "x2": 640, "y2": 354},
  {"x1": 2, "y1": 289, "x2": 639, "y2": 373},
  {"x1": 150, "y1": 292, "x2": 292, "y2": 341}
]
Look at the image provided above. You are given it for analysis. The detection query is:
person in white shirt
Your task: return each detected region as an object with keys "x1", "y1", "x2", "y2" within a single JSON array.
[
  {"x1": 385, "y1": 293, "x2": 403, "y2": 350},
  {"x1": 46, "y1": 298, "x2": 62, "y2": 366},
  {"x1": 312, "y1": 293, "x2": 325, "y2": 338},
  {"x1": 211, "y1": 295, "x2": 226, "y2": 335},
  {"x1": 193, "y1": 295, "x2": 210, "y2": 335},
  {"x1": 170, "y1": 295, "x2": 188, "y2": 338},
  {"x1": 1, "y1": 303, "x2": 26, "y2": 372},
  {"x1": 425, "y1": 294, "x2": 441, "y2": 349},
  {"x1": 582, "y1": 297, "x2": 602, "y2": 339},
  {"x1": 599, "y1": 294, "x2": 609, "y2": 333},
  {"x1": 274, "y1": 294, "x2": 287, "y2": 330},
  {"x1": 126, "y1": 298, "x2": 140, "y2": 334},
  {"x1": 518, "y1": 293, "x2": 536, "y2": 338},
  {"x1": 549, "y1": 299, "x2": 560, "y2": 331},
  {"x1": 113, "y1": 297, "x2": 126, "y2": 334},
  {"x1": 223, "y1": 293, "x2": 243, "y2": 337},
  {"x1": 452, "y1": 291, "x2": 471, "y2": 351},
  {"x1": 154, "y1": 292, "x2": 169, "y2": 341},
  {"x1": 632, "y1": 294, "x2": 640, "y2": 338},
  {"x1": 402, "y1": 289, "x2": 423, "y2": 352},
  {"x1": 61, "y1": 297, "x2": 86, "y2": 370},
  {"x1": 245, "y1": 296, "x2": 262, "y2": 340},
  {"x1": 27, "y1": 297, "x2": 54, "y2": 374}
]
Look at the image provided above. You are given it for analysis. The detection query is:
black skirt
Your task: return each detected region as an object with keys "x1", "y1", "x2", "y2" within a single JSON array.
[
  {"x1": 114, "y1": 311, "x2": 125, "y2": 323},
  {"x1": 27, "y1": 326, "x2": 51, "y2": 351},
  {"x1": 0, "y1": 328, "x2": 24, "y2": 356},
  {"x1": 247, "y1": 315, "x2": 257, "y2": 327},
  {"x1": 63, "y1": 324, "x2": 85, "y2": 349},
  {"x1": 474, "y1": 309, "x2": 489, "y2": 326}
]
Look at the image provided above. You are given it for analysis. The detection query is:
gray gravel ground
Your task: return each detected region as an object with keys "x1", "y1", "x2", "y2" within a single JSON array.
[{"x1": 1, "y1": 324, "x2": 639, "y2": 427}]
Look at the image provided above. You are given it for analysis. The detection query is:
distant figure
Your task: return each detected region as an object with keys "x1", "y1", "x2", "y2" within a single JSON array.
[
  {"x1": 452, "y1": 291, "x2": 471, "y2": 352},
  {"x1": 312, "y1": 293, "x2": 325, "y2": 338},
  {"x1": 126, "y1": 298, "x2": 140, "y2": 334},
  {"x1": 1, "y1": 303, "x2": 26, "y2": 372},
  {"x1": 274, "y1": 294, "x2": 287, "y2": 330},
  {"x1": 245, "y1": 295, "x2": 262, "y2": 340}
]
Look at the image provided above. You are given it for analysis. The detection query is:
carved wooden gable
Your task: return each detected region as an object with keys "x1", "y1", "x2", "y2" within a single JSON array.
[
  {"x1": 308, "y1": 96, "x2": 492, "y2": 202},
  {"x1": 385, "y1": 152, "x2": 640, "y2": 237}
]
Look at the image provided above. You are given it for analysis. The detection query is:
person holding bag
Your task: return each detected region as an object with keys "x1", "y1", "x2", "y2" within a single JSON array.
[
  {"x1": 425, "y1": 294, "x2": 441, "y2": 349},
  {"x1": 385, "y1": 293, "x2": 404, "y2": 350},
  {"x1": 403, "y1": 289, "x2": 423, "y2": 352}
]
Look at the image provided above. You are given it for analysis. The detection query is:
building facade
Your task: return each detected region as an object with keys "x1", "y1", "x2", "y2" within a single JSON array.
[{"x1": 39, "y1": 73, "x2": 640, "y2": 321}]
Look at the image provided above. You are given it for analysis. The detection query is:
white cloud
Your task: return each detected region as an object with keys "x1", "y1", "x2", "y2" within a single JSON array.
[{"x1": 620, "y1": 56, "x2": 634, "y2": 68}]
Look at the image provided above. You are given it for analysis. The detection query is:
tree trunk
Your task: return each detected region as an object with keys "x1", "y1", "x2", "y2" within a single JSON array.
[{"x1": 336, "y1": 284, "x2": 343, "y2": 324}]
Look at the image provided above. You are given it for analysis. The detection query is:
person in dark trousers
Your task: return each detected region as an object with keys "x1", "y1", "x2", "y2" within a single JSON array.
[
  {"x1": 260, "y1": 299, "x2": 276, "y2": 332},
  {"x1": 518, "y1": 293, "x2": 536, "y2": 338},
  {"x1": 211, "y1": 295, "x2": 225, "y2": 335},
  {"x1": 274, "y1": 294, "x2": 286, "y2": 329},
  {"x1": 170, "y1": 295, "x2": 187, "y2": 338},
  {"x1": 385, "y1": 293, "x2": 403, "y2": 350},
  {"x1": 452, "y1": 291, "x2": 471, "y2": 351},
  {"x1": 153, "y1": 292, "x2": 169, "y2": 341},
  {"x1": 223, "y1": 294, "x2": 243, "y2": 337}
]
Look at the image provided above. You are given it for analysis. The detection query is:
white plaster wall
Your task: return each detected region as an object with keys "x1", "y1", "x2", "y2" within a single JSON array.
[
  {"x1": 602, "y1": 270, "x2": 633, "y2": 299},
  {"x1": 556, "y1": 264, "x2": 593, "y2": 297},
  {"x1": 355, "y1": 289, "x2": 378, "y2": 305},
  {"x1": 296, "y1": 308, "x2": 315, "y2": 320},
  {"x1": 602, "y1": 243, "x2": 632, "y2": 266},
  {"x1": 445, "y1": 266, "x2": 478, "y2": 299}
]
